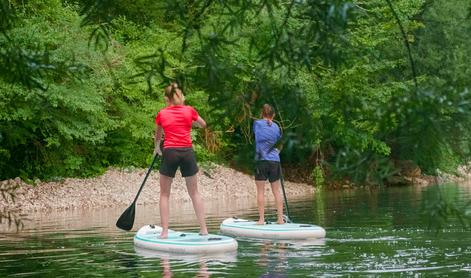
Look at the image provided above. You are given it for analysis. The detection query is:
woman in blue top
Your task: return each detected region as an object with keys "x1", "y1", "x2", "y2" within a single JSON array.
[{"x1": 253, "y1": 104, "x2": 284, "y2": 224}]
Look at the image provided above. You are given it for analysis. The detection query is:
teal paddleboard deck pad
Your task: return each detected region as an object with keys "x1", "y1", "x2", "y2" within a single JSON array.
[
  {"x1": 220, "y1": 217, "x2": 326, "y2": 239},
  {"x1": 134, "y1": 225, "x2": 238, "y2": 254}
]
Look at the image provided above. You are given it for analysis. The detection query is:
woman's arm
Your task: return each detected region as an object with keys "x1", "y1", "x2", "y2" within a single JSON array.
[
  {"x1": 192, "y1": 116, "x2": 207, "y2": 128},
  {"x1": 154, "y1": 125, "x2": 164, "y2": 155}
]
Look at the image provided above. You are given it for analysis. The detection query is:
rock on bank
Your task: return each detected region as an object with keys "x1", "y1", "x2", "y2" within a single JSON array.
[{"x1": 0, "y1": 164, "x2": 315, "y2": 212}]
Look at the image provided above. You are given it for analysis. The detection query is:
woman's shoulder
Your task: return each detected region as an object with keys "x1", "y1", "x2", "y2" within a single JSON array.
[
  {"x1": 183, "y1": 105, "x2": 199, "y2": 115},
  {"x1": 253, "y1": 119, "x2": 263, "y2": 128},
  {"x1": 157, "y1": 106, "x2": 172, "y2": 115},
  {"x1": 179, "y1": 104, "x2": 195, "y2": 110},
  {"x1": 160, "y1": 105, "x2": 193, "y2": 110},
  {"x1": 254, "y1": 119, "x2": 264, "y2": 124}
]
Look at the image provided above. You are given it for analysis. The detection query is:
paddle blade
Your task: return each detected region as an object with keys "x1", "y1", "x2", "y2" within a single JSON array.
[{"x1": 116, "y1": 204, "x2": 136, "y2": 231}]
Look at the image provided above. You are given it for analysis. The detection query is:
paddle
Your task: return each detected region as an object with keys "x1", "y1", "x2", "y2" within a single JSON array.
[
  {"x1": 116, "y1": 154, "x2": 159, "y2": 231},
  {"x1": 279, "y1": 163, "x2": 292, "y2": 223}
]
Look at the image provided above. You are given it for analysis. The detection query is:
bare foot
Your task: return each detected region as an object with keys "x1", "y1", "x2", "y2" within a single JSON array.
[
  {"x1": 159, "y1": 232, "x2": 168, "y2": 239},
  {"x1": 276, "y1": 218, "x2": 285, "y2": 224},
  {"x1": 256, "y1": 220, "x2": 265, "y2": 225}
]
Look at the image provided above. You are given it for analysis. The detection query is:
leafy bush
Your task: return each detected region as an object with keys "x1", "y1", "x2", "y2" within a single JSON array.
[{"x1": 1, "y1": 0, "x2": 470, "y2": 187}]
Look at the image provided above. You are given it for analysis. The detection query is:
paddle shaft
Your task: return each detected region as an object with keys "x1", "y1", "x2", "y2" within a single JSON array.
[
  {"x1": 116, "y1": 154, "x2": 159, "y2": 230},
  {"x1": 131, "y1": 154, "x2": 159, "y2": 205},
  {"x1": 278, "y1": 163, "x2": 291, "y2": 221}
]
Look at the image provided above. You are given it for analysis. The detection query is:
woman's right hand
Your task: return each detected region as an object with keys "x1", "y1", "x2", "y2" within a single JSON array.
[
  {"x1": 193, "y1": 116, "x2": 207, "y2": 128},
  {"x1": 154, "y1": 143, "x2": 162, "y2": 156}
]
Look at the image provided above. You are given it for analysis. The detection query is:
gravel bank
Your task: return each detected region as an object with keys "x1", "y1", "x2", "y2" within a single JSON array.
[{"x1": 0, "y1": 164, "x2": 315, "y2": 212}]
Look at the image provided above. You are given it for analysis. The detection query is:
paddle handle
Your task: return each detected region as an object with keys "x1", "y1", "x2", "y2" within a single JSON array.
[
  {"x1": 279, "y1": 163, "x2": 291, "y2": 220},
  {"x1": 132, "y1": 154, "x2": 159, "y2": 204}
]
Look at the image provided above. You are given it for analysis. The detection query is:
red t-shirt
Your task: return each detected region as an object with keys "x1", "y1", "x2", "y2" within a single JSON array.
[{"x1": 155, "y1": 105, "x2": 199, "y2": 148}]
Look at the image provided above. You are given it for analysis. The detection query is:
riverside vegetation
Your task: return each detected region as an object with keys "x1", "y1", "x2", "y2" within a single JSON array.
[{"x1": 1, "y1": 1, "x2": 470, "y2": 227}]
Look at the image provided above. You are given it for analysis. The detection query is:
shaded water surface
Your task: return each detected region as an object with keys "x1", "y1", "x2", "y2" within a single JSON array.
[{"x1": 1, "y1": 184, "x2": 470, "y2": 277}]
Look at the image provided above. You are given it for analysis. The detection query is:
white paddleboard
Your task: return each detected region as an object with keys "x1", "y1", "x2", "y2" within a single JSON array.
[
  {"x1": 134, "y1": 225, "x2": 238, "y2": 254},
  {"x1": 220, "y1": 217, "x2": 326, "y2": 240}
]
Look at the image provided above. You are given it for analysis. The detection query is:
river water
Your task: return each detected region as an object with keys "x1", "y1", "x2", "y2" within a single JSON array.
[{"x1": 0, "y1": 184, "x2": 470, "y2": 277}]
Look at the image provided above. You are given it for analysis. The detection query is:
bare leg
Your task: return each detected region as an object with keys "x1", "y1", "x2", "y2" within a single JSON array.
[
  {"x1": 256, "y1": 180, "x2": 266, "y2": 224},
  {"x1": 185, "y1": 175, "x2": 208, "y2": 235},
  {"x1": 159, "y1": 174, "x2": 173, "y2": 238},
  {"x1": 270, "y1": 180, "x2": 284, "y2": 224}
]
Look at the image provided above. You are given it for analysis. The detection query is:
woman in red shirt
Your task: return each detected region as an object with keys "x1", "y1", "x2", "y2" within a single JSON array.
[{"x1": 154, "y1": 83, "x2": 208, "y2": 238}]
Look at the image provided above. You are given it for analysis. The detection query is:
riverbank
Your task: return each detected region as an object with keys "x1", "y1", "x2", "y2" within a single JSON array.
[
  {"x1": 2, "y1": 161, "x2": 470, "y2": 213},
  {"x1": 0, "y1": 164, "x2": 315, "y2": 212}
]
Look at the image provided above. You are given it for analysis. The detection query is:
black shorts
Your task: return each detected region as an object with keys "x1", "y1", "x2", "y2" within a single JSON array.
[
  {"x1": 255, "y1": 160, "x2": 281, "y2": 183},
  {"x1": 159, "y1": 148, "x2": 199, "y2": 178}
]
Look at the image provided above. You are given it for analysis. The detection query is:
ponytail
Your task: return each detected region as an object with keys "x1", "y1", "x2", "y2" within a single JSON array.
[
  {"x1": 261, "y1": 104, "x2": 275, "y2": 125},
  {"x1": 164, "y1": 82, "x2": 184, "y2": 105},
  {"x1": 262, "y1": 104, "x2": 275, "y2": 118},
  {"x1": 164, "y1": 82, "x2": 178, "y2": 100}
]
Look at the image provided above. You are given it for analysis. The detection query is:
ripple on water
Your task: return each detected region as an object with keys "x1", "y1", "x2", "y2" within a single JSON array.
[{"x1": 1, "y1": 186, "x2": 471, "y2": 277}]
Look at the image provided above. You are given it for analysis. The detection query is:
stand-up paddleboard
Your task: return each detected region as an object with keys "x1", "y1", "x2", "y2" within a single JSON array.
[
  {"x1": 220, "y1": 217, "x2": 326, "y2": 240},
  {"x1": 134, "y1": 225, "x2": 238, "y2": 254}
]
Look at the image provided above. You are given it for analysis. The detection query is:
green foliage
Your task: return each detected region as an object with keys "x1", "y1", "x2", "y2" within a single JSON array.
[
  {"x1": 1, "y1": 0, "x2": 470, "y2": 188},
  {"x1": 0, "y1": 0, "x2": 160, "y2": 179}
]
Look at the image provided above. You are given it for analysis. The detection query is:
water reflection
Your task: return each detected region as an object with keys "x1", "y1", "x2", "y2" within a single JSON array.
[
  {"x1": 257, "y1": 241, "x2": 288, "y2": 277},
  {"x1": 1, "y1": 185, "x2": 470, "y2": 276},
  {"x1": 0, "y1": 196, "x2": 268, "y2": 233},
  {"x1": 256, "y1": 238, "x2": 326, "y2": 277},
  {"x1": 134, "y1": 246, "x2": 237, "y2": 277}
]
